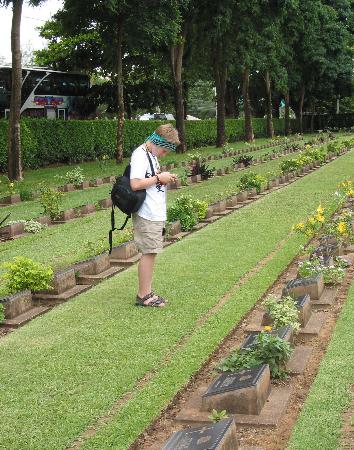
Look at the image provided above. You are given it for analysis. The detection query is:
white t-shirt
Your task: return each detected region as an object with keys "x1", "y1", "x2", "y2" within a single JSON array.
[{"x1": 130, "y1": 144, "x2": 167, "y2": 221}]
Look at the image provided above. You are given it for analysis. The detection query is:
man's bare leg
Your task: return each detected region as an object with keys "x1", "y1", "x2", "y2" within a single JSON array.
[{"x1": 138, "y1": 253, "x2": 164, "y2": 306}]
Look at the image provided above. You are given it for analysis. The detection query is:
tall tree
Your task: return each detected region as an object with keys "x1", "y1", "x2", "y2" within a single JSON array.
[
  {"x1": 37, "y1": 0, "x2": 180, "y2": 163},
  {"x1": 0, "y1": 0, "x2": 45, "y2": 180}
]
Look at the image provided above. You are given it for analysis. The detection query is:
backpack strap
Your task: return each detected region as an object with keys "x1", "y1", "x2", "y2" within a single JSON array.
[
  {"x1": 109, "y1": 149, "x2": 156, "y2": 255},
  {"x1": 108, "y1": 205, "x2": 130, "y2": 254},
  {"x1": 145, "y1": 147, "x2": 156, "y2": 177}
]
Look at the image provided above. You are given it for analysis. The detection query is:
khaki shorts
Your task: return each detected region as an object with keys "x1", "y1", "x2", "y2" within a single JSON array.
[{"x1": 132, "y1": 214, "x2": 165, "y2": 254}]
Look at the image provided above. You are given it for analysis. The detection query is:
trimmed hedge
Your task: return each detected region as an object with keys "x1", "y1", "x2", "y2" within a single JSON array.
[{"x1": 0, "y1": 117, "x2": 289, "y2": 171}]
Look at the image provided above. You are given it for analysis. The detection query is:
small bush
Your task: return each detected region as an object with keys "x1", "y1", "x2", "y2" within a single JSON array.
[
  {"x1": 167, "y1": 195, "x2": 208, "y2": 231},
  {"x1": 238, "y1": 171, "x2": 266, "y2": 193},
  {"x1": 233, "y1": 154, "x2": 253, "y2": 167},
  {"x1": 280, "y1": 159, "x2": 299, "y2": 174},
  {"x1": 38, "y1": 185, "x2": 64, "y2": 220},
  {"x1": 218, "y1": 332, "x2": 292, "y2": 379},
  {"x1": 59, "y1": 166, "x2": 85, "y2": 186},
  {"x1": 7, "y1": 220, "x2": 47, "y2": 234},
  {"x1": 262, "y1": 295, "x2": 300, "y2": 332},
  {"x1": 1, "y1": 256, "x2": 53, "y2": 294}
]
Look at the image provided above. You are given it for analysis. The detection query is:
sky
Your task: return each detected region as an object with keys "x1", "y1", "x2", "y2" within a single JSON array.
[{"x1": 0, "y1": 0, "x2": 63, "y2": 64}]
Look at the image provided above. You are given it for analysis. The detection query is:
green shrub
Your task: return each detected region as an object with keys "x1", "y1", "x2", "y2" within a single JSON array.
[
  {"x1": 238, "y1": 171, "x2": 266, "y2": 193},
  {"x1": 218, "y1": 332, "x2": 293, "y2": 379},
  {"x1": 167, "y1": 195, "x2": 208, "y2": 231},
  {"x1": 280, "y1": 159, "x2": 299, "y2": 174},
  {"x1": 0, "y1": 118, "x2": 289, "y2": 171},
  {"x1": 1, "y1": 256, "x2": 53, "y2": 294},
  {"x1": 58, "y1": 166, "x2": 85, "y2": 186},
  {"x1": 262, "y1": 295, "x2": 300, "y2": 332},
  {"x1": 298, "y1": 257, "x2": 346, "y2": 285},
  {"x1": 38, "y1": 185, "x2": 64, "y2": 220}
]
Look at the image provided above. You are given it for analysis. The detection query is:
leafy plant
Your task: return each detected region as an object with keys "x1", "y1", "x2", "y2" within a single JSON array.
[
  {"x1": 0, "y1": 303, "x2": 4, "y2": 322},
  {"x1": 7, "y1": 219, "x2": 47, "y2": 234},
  {"x1": 38, "y1": 184, "x2": 64, "y2": 221},
  {"x1": 188, "y1": 162, "x2": 215, "y2": 180},
  {"x1": 60, "y1": 166, "x2": 85, "y2": 186},
  {"x1": 1, "y1": 257, "x2": 53, "y2": 294},
  {"x1": 208, "y1": 409, "x2": 229, "y2": 422},
  {"x1": 298, "y1": 257, "x2": 346, "y2": 285},
  {"x1": 262, "y1": 295, "x2": 300, "y2": 332},
  {"x1": 167, "y1": 195, "x2": 208, "y2": 231},
  {"x1": 97, "y1": 154, "x2": 110, "y2": 171},
  {"x1": 84, "y1": 237, "x2": 107, "y2": 259},
  {"x1": 233, "y1": 154, "x2": 253, "y2": 167},
  {"x1": 280, "y1": 159, "x2": 299, "y2": 174},
  {"x1": 18, "y1": 185, "x2": 34, "y2": 201},
  {"x1": 218, "y1": 332, "x2": 292, "y2": 379},
  {"x1": 238, "y1": 171, "x2": 266, "y2": 193}
]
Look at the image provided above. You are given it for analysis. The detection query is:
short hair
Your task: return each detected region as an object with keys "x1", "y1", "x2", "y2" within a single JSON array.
[{"x1": 155, "y1": 124, "x2": 180, "y2": 146}]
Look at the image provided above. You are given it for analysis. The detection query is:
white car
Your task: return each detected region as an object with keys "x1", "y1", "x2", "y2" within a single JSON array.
[{"x1": 138, "y1": 112, "x2": 175, "y2": 121}]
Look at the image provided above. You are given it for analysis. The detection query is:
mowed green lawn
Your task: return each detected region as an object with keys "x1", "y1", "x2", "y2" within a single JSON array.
[
  {"x1": 287, "y1": 279, "x2": 354, "y2": 450},
  {"x1": 0, "y1": 136, "x2": 302, "y2": 222},
  {"x1": 0, "y1": 134, "x2": 295, "y2": 198},
  {"x1": 0, "y1": 150, "x2": 353, "y2": 449},
  {"x1": 0, "y1": 136, "x2": 346, "y2": 282}
]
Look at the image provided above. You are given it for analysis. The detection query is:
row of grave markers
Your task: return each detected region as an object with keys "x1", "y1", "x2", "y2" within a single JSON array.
[
  {"x1": 160, "y1": 203, "x2": 354, "y2": 449},
  {"x1": 0, "y1": 137, "x2": 310, "y2": 241},
  {"x1": 0, "y1": 136, "x2": 300, "y2": 208}
]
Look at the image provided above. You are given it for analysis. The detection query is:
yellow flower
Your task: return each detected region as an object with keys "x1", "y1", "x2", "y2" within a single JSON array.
[
  {"x1": 315, "y1": 214, "x2": 325, "y2": 223},
  {"x1": 293, "y1": 222, "x2": 305, "y2": 232},
  {"x1": 316, "y1": 205, "x2": 325, "y2": 215},
  {"x1": 308, "y1": 217, "x2": 316, "y2": 225},
  {"x1": 337, "y1": 222, "x2": 347, "y2": 234},
  {"x1": 347, "y1": 189, "x2": 354, "y2": 197},
  {"x1": 263, "y1": 326, "x2": 273, "y2": 331}
]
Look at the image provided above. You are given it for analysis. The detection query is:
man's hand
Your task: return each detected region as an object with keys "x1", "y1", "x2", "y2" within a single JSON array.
[{"x1": 158, "y1": 172, "x2": 178, "y2": 185}]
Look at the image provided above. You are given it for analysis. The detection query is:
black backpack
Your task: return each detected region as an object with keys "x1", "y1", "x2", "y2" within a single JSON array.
[{"x1": 108, "y1": 150, "x2": 155, "y2": 253}]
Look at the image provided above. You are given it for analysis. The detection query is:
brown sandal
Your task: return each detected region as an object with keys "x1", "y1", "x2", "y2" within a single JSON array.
[{"x1": 136, "y1": 292, "x2": 165, "y2": 307}]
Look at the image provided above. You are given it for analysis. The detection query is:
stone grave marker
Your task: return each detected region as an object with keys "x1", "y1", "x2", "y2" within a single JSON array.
[
  {"x1": 294, "y1": 294, "x2": 312, "y2": 327},
  {"x1": 162, "y1": 418, "x2": 238, "y2": 450},
  {"x1": 282, "y1": 274, "x2": 324, "y2": 300},
  {"x1": 201, "y1": 365, "x2": 271, "y2": 415}
]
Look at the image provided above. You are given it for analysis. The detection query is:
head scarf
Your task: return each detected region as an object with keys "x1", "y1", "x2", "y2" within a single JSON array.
[{"x1": 145, "y1": 131, "x2": 177, "y2": 152}]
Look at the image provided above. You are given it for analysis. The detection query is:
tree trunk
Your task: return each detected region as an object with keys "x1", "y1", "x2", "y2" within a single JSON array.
[
  {"x1": 116, "y1": 21, "x2": 124, "y2": 164},
  {"x1": 225, "y1": 80, "x2": 236, "y2": 118},
  {"x1": 213, "y1": 41, "x2": 227, "y2": 147},
  {"x1": 170, "y1": 31, "x2": 186, "y2": 153},
  {"x1": 284, "y1": 89, "x2": 291, "y2": 135},
  {"x1": 8, "y1": 0, "x2": 23, "y2": 181},
  {"x1": 265, "y1": 71, "x2": 274, "y2": 138},
  {"x1": 298, "y1": 84, "x2": 305, "y2": 134},
  {"x1": 242, "y1": 68, "x2": 254, "y2": 142},
  {"x1": 310, "y1": 99, "x2": 315, "y2": 132}
]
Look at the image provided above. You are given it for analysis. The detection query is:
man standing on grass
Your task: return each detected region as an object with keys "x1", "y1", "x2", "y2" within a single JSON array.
[{"x1": 130, "y1": 124, "x2": 180, "y2": 307}]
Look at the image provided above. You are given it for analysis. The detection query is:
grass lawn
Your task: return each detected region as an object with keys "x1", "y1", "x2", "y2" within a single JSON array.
[
  {"x1": 0, "y1": 143, "x2": 346, "y2": 276},
  {"x1": 0, "y1": 134, "x2": 343, "y2": 232},
  {"x1": 0, "y1": 134, "x2": 298, "y2": 198},
  {"x1": 0, "y1": 150, "x2": 353, "y2": 449},
  {"x1": 0, "y1": 136, "x2": 305, "y2": 222},
  {"x1": 286, "y1": 279, "x2": 354, "y2": 450}
]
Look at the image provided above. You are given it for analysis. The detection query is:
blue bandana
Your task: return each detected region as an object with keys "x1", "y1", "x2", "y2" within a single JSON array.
[{"x1": 145, "y1": 131, "x2": 177, "y2": 152}]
